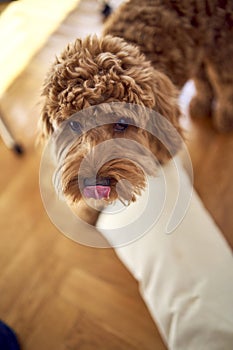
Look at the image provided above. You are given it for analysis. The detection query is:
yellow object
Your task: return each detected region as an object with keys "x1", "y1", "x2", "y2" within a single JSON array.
[{"x1": 0, "y1": 0, "x2": 80, "y2": 95}]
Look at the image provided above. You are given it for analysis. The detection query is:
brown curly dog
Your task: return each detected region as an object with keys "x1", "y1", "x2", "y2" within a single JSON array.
[{"x1": 39, "y1": 0, "x2": 233, "y2": 222}]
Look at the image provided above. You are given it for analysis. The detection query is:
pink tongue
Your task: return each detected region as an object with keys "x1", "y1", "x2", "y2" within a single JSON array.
[{"x1": 83, "y1": 185, "x2": 111, "y2": 200}]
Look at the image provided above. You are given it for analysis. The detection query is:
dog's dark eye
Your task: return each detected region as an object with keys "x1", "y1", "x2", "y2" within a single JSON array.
[
  {"x1": 69, "y1": 121, "x2": 82, "y2": 133},
  {"x1": 114, "y1": 118, "x2": 128, "y2": 132}
]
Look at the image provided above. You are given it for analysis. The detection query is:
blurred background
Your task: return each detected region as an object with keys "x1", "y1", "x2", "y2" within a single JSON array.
[{"x1": 0, "y1": 0, "x2": 232, "y2": 349}]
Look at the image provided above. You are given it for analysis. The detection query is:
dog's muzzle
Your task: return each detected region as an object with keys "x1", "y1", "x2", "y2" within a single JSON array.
[{"x1": 83, "y1": 177, "x2": 111, "y2": 200}]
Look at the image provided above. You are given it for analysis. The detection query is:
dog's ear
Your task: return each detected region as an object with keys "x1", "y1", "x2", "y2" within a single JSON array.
[
  {"x1": 148, "y1": 70, "x2": 183, "y2": 163},
  {"x1": 37, "y1": 104, "x2": 54, "y2": 144}
]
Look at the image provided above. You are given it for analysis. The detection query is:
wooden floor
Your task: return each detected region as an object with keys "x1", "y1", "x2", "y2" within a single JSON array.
[
  {"x1": 186, "y1": 117, "x2": 233, "y2": 249},
  {"x1": 0, "y1": 1, "x2": 232, "y2": 349}
]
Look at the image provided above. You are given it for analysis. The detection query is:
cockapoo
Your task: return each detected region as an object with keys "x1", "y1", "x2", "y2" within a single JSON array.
[{"x1": 39, "y1": 0, "x2": 233, "y2": 223}]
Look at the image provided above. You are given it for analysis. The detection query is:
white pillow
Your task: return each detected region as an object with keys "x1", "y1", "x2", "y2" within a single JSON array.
[{"x1": 97, "y1": 157, "x2": 233, "y2": 349}]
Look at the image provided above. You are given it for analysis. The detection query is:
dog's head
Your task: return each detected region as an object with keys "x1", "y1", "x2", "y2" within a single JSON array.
[{"x1": 39, "y1": 35, "x2": 182, "y2": 207}]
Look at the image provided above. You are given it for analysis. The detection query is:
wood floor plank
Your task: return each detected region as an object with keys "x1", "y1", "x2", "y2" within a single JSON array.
[
  {"x1": 59, "y1": 268, "x2": 164, "y2": 350},
  {"x1": 24, "y1": 295, "x2": 81, "y2": 350},
  {"x1": 65, "y1": 312, "x2": 140, "y2": 350}
]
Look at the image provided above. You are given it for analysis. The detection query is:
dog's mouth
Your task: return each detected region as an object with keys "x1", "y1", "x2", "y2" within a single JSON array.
[{"x1": 83, "y1": 177, "x2": 111, "y2": 200}]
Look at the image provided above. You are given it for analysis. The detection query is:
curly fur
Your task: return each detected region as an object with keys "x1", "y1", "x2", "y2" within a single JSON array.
[
  {"x1": 104, "y1": 0, "x2": 233, "y2": 131},
  {"x1": 51, "y1": 100, "x2": 181, "y2": 206},
  {"x1": 40, "y1": 35, "x2": 181, "y2": 135},
  {"x1": 61, "y1": 134, "x2": 154, "y2": 205},
  {"x1": 39, "y1": 0, "x2": 233, "y2": 214}
]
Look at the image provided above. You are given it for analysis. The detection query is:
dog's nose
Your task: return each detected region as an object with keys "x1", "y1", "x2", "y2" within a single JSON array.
[{"x1": 84, "y1": 177, "x2": 110, "y2": 186}]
